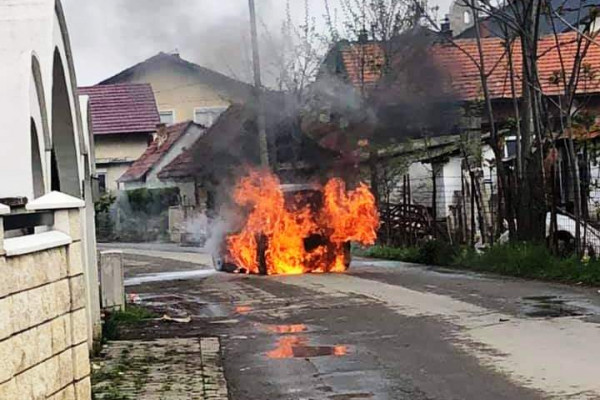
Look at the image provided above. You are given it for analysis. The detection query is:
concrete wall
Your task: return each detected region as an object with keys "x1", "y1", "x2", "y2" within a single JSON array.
[
  {"x1": 115, "y1": 64, "x2": 232, "y2": 124},
  {"x1": 0, "y1": 205, "x2": 91, "y2": 399}
]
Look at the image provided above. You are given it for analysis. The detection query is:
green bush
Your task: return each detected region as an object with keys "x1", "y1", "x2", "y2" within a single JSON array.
[
  {"x1": 454, "y1": 242, "x2": 600, "y2": 285},
  {"x1": 361, "y1": 245, "x2": 422, "y2": 263},
  {"x1": 103, "y1": 305, "x2": 157, "y2": 341},
  {"x1": 417, "y1": 240, "x2": 457, "y2": 266}
]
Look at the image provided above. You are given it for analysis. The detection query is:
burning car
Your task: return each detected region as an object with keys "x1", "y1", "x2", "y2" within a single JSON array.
[{"x1": 212, "y1": 170, "x2": 378, "y2": 275}]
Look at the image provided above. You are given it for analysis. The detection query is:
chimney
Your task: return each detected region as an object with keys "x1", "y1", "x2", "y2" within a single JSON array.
[
  {"x1": 441, "y1": 15, "x2": 453, "y2": 39},
  {"x1": 358, "y1": 28, "x2": 369, "y2": 44},
  {"x1": 155, "y1": 123, "x2": 168, "y2": 147}
]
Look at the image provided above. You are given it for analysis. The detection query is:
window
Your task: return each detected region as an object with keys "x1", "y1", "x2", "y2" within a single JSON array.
[
  {"x1": 194, "y1": 106, "x2": 227, "y2": 127},
  {"x1": 98, "y1": 172, "x2": 107, "y2": 193},
  {"x1": 159, "y1": 110, "x2": 175, "y2": 126},
  {"x1": 464, "y1": 11, "x2": 472, "y2": 25},
  {"x1": 504, "y1": 136, "x2": 517, "y2": 159}
]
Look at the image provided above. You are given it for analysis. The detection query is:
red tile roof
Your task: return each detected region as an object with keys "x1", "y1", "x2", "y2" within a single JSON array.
[
  {"x1": 157, "y1": 146, "x2": 194, "y2": 180},
  {"x1": 78, "y1": 83, "x2": 160, "y2": 135},
  {"x1": 340, "y1": 43, "x2": 385, "y2": 88},
  {"x1": 158, "y1": 106, "x2": 247, "y2": 180},
  {"x1": 119, "y1": 121, "x2": 193, "y2": 183},
  {"x1": 339, "y1": 32, "x2": 600, "y2": 101}
]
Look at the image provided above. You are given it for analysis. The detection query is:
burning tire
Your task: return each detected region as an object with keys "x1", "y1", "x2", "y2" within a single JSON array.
[{"x1": 211, "y1": 251, "x2": 237, "y2": 273}]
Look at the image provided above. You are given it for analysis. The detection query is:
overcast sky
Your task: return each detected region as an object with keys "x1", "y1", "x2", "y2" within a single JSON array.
[{"x1": 62, "y1": 0, "x2": 454, "y2": 87}]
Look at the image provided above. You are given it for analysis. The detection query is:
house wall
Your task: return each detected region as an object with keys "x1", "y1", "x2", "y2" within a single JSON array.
[
  {"x1": 407, "y1": 162, "x2": 433, "y2": 207},
  {"x1": 94, "y1": 134, "x2": 150, "y2": 162},
  {"x1": 95, "y1": 134, "x2": 150, "y2": 193},
  {"x1": 0, "y1": 0, "x2": 86, "y2": 200},
  {"x1": 114, "y1": 64, "x2": 233, "y2": 124},
  {"x1": 435, "y1": 157, "x2": 463, "y2": 220},
  {"x1": 98, "y1": 163, "x2": 131, "y2": 193},
  {"x1": 145, "y1": 125, "x2": 204, "y2": 189},
  {"x1": 0, "y1": 208, "x2": 91, "y2": 399}
]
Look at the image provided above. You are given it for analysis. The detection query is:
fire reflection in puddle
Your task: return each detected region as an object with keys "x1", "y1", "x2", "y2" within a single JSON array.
[
  {"x1": 235, "y1": 305, "x2": 252, "y2": 314},
  {"x1": 266, "y1": 324, "x2": 307, "y2": 334},
  {"x1": 267, "y1": 336, "x2": 348, "y2": 359}
]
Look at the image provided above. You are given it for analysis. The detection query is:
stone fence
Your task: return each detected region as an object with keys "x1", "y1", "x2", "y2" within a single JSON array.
[{"x1": 0, "y1": 193, "x2": 92, "y2": 400}]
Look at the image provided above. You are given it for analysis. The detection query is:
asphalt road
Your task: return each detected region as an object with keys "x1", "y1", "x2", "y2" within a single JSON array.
[{"x1": 118, "y1": 252, "x2": 600, "y2": 400}]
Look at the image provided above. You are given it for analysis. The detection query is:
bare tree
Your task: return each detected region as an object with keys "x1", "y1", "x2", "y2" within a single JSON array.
[
  {"x1": 437, "y1": 0, "x2": 600, "y2": 251},
  {"x1": 273, "y1": 1, "x2": 324, "y2": 101}
]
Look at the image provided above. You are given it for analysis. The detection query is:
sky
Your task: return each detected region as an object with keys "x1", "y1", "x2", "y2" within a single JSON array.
[{"x1": 62, "y1": 0, "x2": 454, "y2": 87}]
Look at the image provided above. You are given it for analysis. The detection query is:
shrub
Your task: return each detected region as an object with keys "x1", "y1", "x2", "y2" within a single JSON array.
[
  {"x1": 103, "y1": 305, "x2": 156, "y2": 341},
  {"x1": 358, "y1": 241, "x2": 456, "y2": 266},
  {"x1": 362, "y1": 241, "x2": 600, "y2": 286},
  {"x1": 454, "y1": 242, "x2": 600, "y2": 286},
  {"x1": 361, "y1": 245, "x2": 421, "y2": 263},
  {"x1": 417, "y1": 240, "x2": 457, "y2": 266}
]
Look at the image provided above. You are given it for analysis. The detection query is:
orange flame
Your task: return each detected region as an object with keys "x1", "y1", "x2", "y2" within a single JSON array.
[{"x1": 226, "y1": 169, "x2": 379, "y2": 275}]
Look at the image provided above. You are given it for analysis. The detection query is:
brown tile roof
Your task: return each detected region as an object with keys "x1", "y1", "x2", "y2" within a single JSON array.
[
  {"x1": 157, "y1": 106, "x2": 248, "y2": 180},
  {"x1": 78, "y1": 83, "x2": 160, "y2": 135},
  {"x1": 119, "y1": 121, "x2": 193, "y2": 183},
  {"x1": 339, "y1": 32, "x2": 600, "y2": 101},
  {"x1": 157, "y1": 147, "x2": 194, "y2": 180},
  {"x1": 433, "y1": 32, "x2": 600, "y2": 101}
]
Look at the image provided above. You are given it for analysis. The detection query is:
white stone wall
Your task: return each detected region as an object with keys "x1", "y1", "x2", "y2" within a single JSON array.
[{"x1": 0, "y1": 206, "x2": 91, "y2": 399}]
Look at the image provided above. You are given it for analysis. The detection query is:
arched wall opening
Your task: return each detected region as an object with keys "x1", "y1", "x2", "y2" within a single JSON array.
[
  {"x1": 51, "y1": 48, "x2": 80, "y2": 197},
  {"x1": 30, "y1": 119, "x2": 45, "y2": 198}
]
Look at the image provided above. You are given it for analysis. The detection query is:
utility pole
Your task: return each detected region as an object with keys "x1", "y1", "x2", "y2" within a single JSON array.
[{"x1": 248, "y1": 0, "x2": 270, "y2": 168}]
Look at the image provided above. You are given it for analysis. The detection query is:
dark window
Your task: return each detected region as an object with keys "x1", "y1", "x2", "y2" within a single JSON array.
[
  {"x1": 505, "y1": 139, "x2": 517, "y2": 158},
  {"x1": 98, "y1": 173, "x2": 107, "y2": 193}
]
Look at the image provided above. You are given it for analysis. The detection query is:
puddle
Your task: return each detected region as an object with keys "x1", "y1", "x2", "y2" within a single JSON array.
[
  {"x1": 235, "y1": 305, "x2": 253, "y2": 314},
  {"x1": 265, "y1": 324, "x2": 307, "y2": 334},
  {"x1": 523, "y1": 295, "x2": 560, "y2": 301},
  {"x1": 124, "y1": 269, "x2": 215, "y2": 286},
  {"x1": 267, "y1": 336, "x2": 348, "y2": 359},
  {"x1": 292, "y1": 345, "x2": 348, "y2": 357},
  {"x1": 521, "y1": 295, "x2": 584, "y2": 318},
  {"x1": 328, "y1": 394, "x2": 374, "y2": 400}
]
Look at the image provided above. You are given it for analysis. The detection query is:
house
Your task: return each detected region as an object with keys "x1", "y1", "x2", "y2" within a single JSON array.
[
  {"x1": 0, "y1": 0, "x2": 98, "y2": 398},
  {"x1": 157, "y1": 99, "x2": 340, "y2": 240},
  {"x1": 98, "y1": 52, "x2": 253, "y2": 128},
  {"x1": 316, "y1": 29, "x2": 600, "y2": 242},
  {"x1": 449, "y1": 0, "x2": 600, "y2": 39},
  {"x1": 118, "y1": 121, "x2": 205, "y2": 205},
  {"x1": 79, "y1": 83, "x2": 160, "y2": 193}
]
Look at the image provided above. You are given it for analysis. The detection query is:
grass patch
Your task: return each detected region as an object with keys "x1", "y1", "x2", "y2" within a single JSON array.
[
  {"x1": 454, "y1": 243, "x2": 600, "y2": 285},
  {"x1": 358, "y1": 240, "x2": 456, "y2": 266},
  {"x1": 361, "y1": 241, "x2": 600, "y2": 286},
  {"x1": 103, "y1": 305, "x2": 157, "y2": 341}
]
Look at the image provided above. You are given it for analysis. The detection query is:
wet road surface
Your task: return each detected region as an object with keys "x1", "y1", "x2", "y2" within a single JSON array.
[{"x1": 118, "y1": 252, "x2": 600, "y2": 399}]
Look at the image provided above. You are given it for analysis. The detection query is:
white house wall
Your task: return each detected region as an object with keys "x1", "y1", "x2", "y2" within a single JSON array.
[
  {"x1": 0, "y1": 0, "x2": 83, "y2": 199},
  {"x1": 408, "y1": 162, "x2": 433, "y2": 207},
  {"x1": 146, "y1": 124, "x2": 205, "y2": 188}
]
